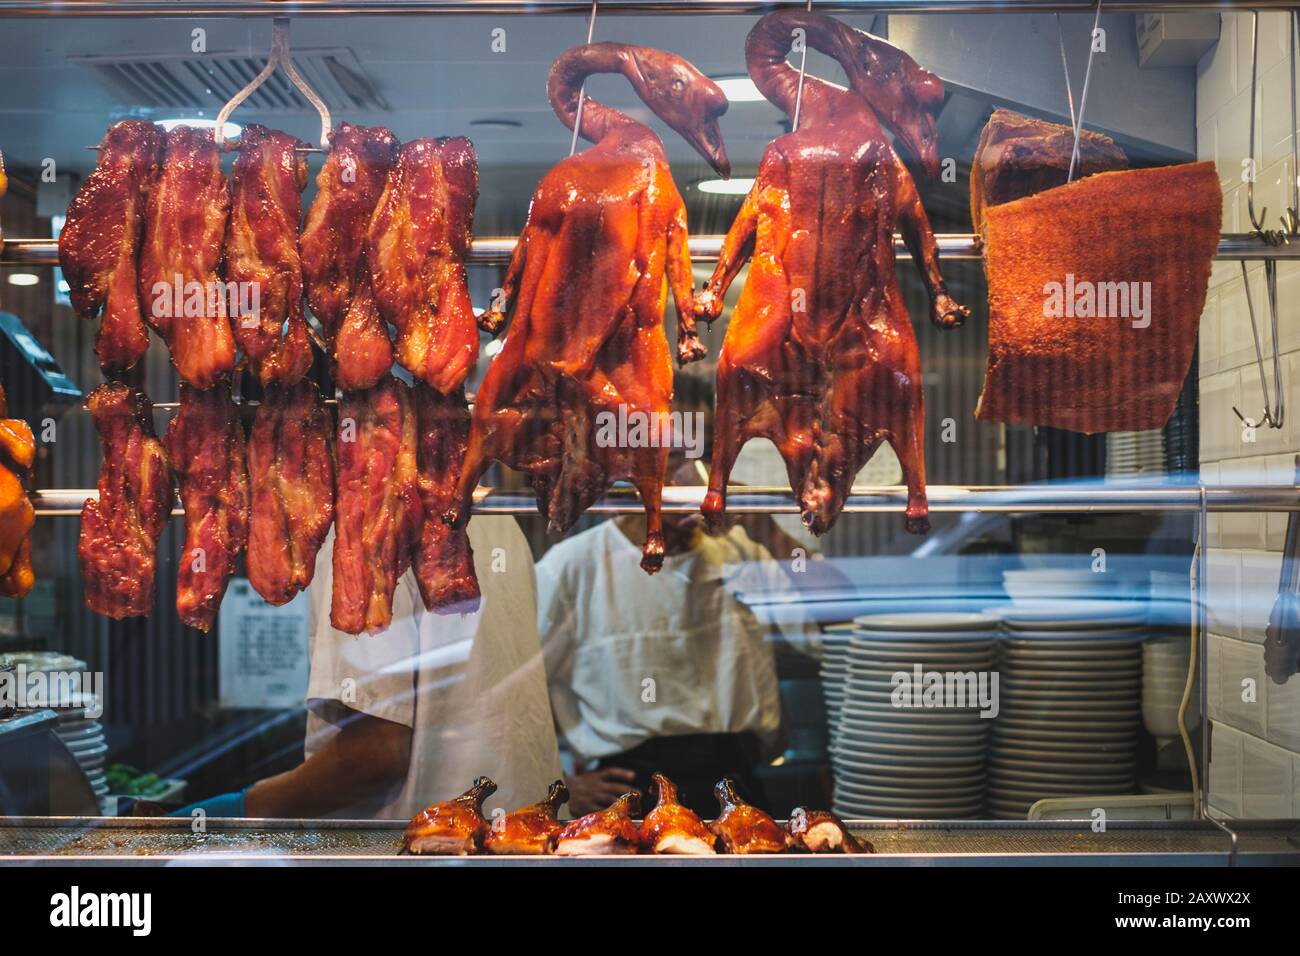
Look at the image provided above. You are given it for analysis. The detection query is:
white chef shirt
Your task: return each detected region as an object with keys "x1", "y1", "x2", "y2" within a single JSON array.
[
  {"x1": 536, "y1": 518, "x2": 803, "y2": 765},
  {"x1": 304, "y1": 516, "x2": 563, "y2": 819}
]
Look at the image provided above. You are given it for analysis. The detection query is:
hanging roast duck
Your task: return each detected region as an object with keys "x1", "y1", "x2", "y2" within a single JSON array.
[
  {"x1": 445, "y1": 42, "x2": 730, "y2": 573},
  {"x1": 694, "y1": 11, "x2": 967, "y2": 536}
]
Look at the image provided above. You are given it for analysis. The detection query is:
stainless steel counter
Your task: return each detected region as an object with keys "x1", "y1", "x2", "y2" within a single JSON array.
[{"x1": 2, "y1": 817, "x2": 1297, "y2": 866}]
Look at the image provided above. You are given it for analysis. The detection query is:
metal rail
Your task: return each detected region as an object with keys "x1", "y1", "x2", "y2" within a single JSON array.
[
  {"x1": 0, "y1": 1, "x2": 1290, "y2": 16},
  {"x1": 2, "y1": 234, "x2": 1297, "y2": 266},
  {"x1": 27, "y1": 483, "x2": 1300, "y2": 517}
]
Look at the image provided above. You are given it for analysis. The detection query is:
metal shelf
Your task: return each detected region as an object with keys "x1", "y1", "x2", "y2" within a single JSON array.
[
  {"x1": 27, "y1": 483, "x2": 1300, "y2": 517},
  {"x1": 3, "y1": 234, "x2": 1298, "y2": 267}
]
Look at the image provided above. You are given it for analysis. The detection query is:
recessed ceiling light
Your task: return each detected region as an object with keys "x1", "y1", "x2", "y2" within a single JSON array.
[
  {"x1": 7, "y1": 273, "x2": 39, "y2": 287},
  {"x1": 470, "y1": 118, "x2": 523, "y2": 130},
  {"x1": 483, "y1": 338, "x2": 504, "y2": 357},
  {"x1": 711, "y1": 75, "x2": 764, "y2": 103},
  {"x1": 697, "y1": 177, "x2": 755, "y2": 196},
  {"x1": 154, "y1": 117, "x2": 241, "y2": 139}
]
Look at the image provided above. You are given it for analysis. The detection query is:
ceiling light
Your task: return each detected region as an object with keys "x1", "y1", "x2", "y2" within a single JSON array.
[
  {"x1": 483, "y1": 338, "x2": 504, "y2": 357},
  {"x1": 6, "y1": 273, "x2": 39, "y2": 287},
  {"x1": 712, "y1": 75, "x2": 764, "y2": 103},
  {"x1": 697, "y1": 177, "x2": 754, "y2": 196},
  {"x1": 470, "y1": 118, "x2": 523, "y2": 130},
  {"x1": 154, "y1": 117, "x2": 241, "y2": 139}
]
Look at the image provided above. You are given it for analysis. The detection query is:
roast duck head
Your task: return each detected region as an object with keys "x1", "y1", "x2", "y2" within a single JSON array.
[
  {"x1": 548, "y1": 41, "x2": 731, "y2": 178},
  {"x1": 749, "y1": 10, "x2": 944, "y2": 179}
]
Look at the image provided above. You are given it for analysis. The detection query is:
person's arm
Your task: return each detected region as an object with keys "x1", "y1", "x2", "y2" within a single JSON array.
[{"x1": 244, "y1": 707, "x2": 412, "y2": 818}]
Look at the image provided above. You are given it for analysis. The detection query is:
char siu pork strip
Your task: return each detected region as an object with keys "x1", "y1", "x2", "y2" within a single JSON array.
[
  {"x1": 412, "y1": 383, "x2": 478, "y2": 612},
  {"x1": 367, "y1": 137, "x2": 480, "y2": 395},
  {"x1": 165, "y1": 383, "x2": 250, "y2": 632},
  {"x1": 246, "y1": 380, "x2": 335, "y2": 606},
  {"x1": 59, "y1": 120, "x2": 164, "y2": 374},
  {"x1": 79, "y1": 384, "x2": 174, "y2": 619},
  {"x1": 300, "y1": 123, "x2": 399, "y2": 390},
  {"x1": 331, "y1": 376, "x2": 421, "y2": 635},
  {"x1": 138, "y1": 126, "x2": 235, "y2": 389},
  {"x1": 225, "y1": 124, "x2": 313, "y2": 388}
]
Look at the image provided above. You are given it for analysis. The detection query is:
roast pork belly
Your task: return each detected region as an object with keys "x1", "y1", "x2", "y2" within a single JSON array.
[
  {"x1": 976, "y1": 162, "x2": 1222, "y2": 434},
  {"x1": 969, "y1": 108, "x2": 1128, "y2": 236}
]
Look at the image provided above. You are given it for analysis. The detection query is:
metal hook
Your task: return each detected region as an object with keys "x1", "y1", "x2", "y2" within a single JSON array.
[
  {"x1": 569, "y1": 0, "x2": 600, "y2": 157},
  {"x1": 214, "y1": 16, "x2": 332, "y2": 151},
  {"x1": 1245, "y1": 12, "x2": 1287, "y2": 245},
  {"x1": 791, "y1": 0, "x2": 815, "y2": 134},
  {"x1": 1283, "y1": 10, "x2": 1300, "y2": 237},
  {"x1": 1232, "y1": 260, "x2": 1286, "y2": 430},
  {"x1": 1066, "y1": 0, "x2": 1103, "y2": 183}
]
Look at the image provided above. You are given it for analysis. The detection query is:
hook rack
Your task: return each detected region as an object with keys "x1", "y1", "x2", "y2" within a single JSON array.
[{"x1": 214, "y1": 16, "x2": 331, "y2": 152}]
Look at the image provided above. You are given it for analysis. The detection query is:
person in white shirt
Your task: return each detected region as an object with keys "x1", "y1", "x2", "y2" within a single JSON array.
[
  {"x1": 242, "y1": 515, "x2": 562, "y2": 820},
  {"x1": 536, "y1": 454, "x2": 810, "y2": 818}
]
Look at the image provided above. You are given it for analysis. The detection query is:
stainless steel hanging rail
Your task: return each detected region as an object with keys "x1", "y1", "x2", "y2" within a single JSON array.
[
  {"x1": 26, "y1": 484, "x2": 1300, "y2": 517},
  {"x1": 0, "y1": 1, "x2": 1290, "y2": 16},
  {"x1": 2, "y1": 234, "x2": 1296, "y2": 266}
]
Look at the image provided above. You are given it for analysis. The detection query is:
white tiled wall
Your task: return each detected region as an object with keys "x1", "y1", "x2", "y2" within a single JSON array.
[{"x1": 1199, "y1": 11, "x2": 1300, "y2": 819}]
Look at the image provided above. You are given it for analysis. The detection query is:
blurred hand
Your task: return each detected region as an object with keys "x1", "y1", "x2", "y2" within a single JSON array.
[{"x1": 566, "y1": 767, "x2": 639, "y2": 816}]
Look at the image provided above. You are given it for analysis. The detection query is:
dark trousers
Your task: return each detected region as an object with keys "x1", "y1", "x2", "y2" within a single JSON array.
[{"x1": 596, "y1": 732, "x2": 768, "y2": 818}]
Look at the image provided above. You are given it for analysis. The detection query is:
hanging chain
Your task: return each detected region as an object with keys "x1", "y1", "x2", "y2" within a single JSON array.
[
  {"x1": 569, "y1": 0, "x2": 599, "y2": 156},
  {"x1": 791, "y1": 0, "x2": 814, "y2": 133},
  {"x1": 1066, "y1": 0, "x2": 1103, "y2": 183}
]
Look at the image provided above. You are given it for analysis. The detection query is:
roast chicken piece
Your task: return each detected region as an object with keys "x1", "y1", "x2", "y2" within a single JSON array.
[
  {"x1": 976, "y1": 162, "x2": 1222, "y2": 434},
  {"x1": 786, "y1": 808, "x2": 873, "y2": 854},
  {"x1": 446, "y1": 43, "x2": 729, "y2": 574},
  {"x1": 695, "y1": 11, "x2": 966, "y2": 537},
  {"x1": 79, "y1": 384, "x2": 174, "y2": 619},
  {"x1": 0, "y1": 385, "x2": 35, "y2": 599},
  {"x1": 711, "y1": 778, "x2": 790, "y2": 854},
  {"x1": 138, "y1": 126, "x2": 235, "y2": 389},
  {"x1": 59, "y1": 120, "x2": 163, "y2": 374},
  {"x1": 483, "y1": 780, "x2": 570, "y2": 855},
  {"x1": 368, "y1": 138, "x2": 480, "y2": 395},
  {"x1": 225, "y1": 124, "x2": 313, "y2": 388},
  {"x1": 970, "y1": 108, "x2": 1127, "y2": 237},
  {"x1": 300, "y1": 123, "x2": 399, "y2": 390},
  {"x1": 412, "y1": 384, "x2": 478, "y2": 612},
  {"x1": 404, "y1": 776, "x2": 497, "y2": 855},
  {"x1": 553, "y1": 791, "x2": 642, "y2": 856},
  {"x1": 331, "y1": 376, "x2": 421, "y2": 634},
  {"x1": 165, "y1": 383, "x2": 250, "y2": 632},
  {"x1": 246, "y1": 380, "x2": 334, "y2": 606},
  {"x1": 641, "y1": 773, "x2": 717, "y2": 855}
]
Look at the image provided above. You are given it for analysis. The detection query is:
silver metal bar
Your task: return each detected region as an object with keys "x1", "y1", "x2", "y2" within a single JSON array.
[
  {"x1": 27, "y1": 484, "x2": 1300, "y2": 517},
  {"x1": 4, "y1": 234, "x2": 1296, "y2": 267},
  {"x1": 0, "y1": 1, "x2": 1288, "y2": 17}
]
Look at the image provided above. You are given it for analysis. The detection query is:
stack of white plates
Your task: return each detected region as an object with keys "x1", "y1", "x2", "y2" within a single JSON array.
[
  {"x1": 1002, "y1": 568, "x2": 1137, "y2": 604},
  {"x1": 989, "y1": 602, "x2": 1146, "y2": 820},
  {"x1": 831, "y1": 612, "x2": 998, "y2": 819},
  {"x1": 1142, "y1": 634, "x2": 1198, "y2": 743},
  {"x1": 820, "y1": 624, "x2": 854, "y2": 746},
  {"x1": 1, "y1": 651, "x2": 109, "y2": 805}
]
